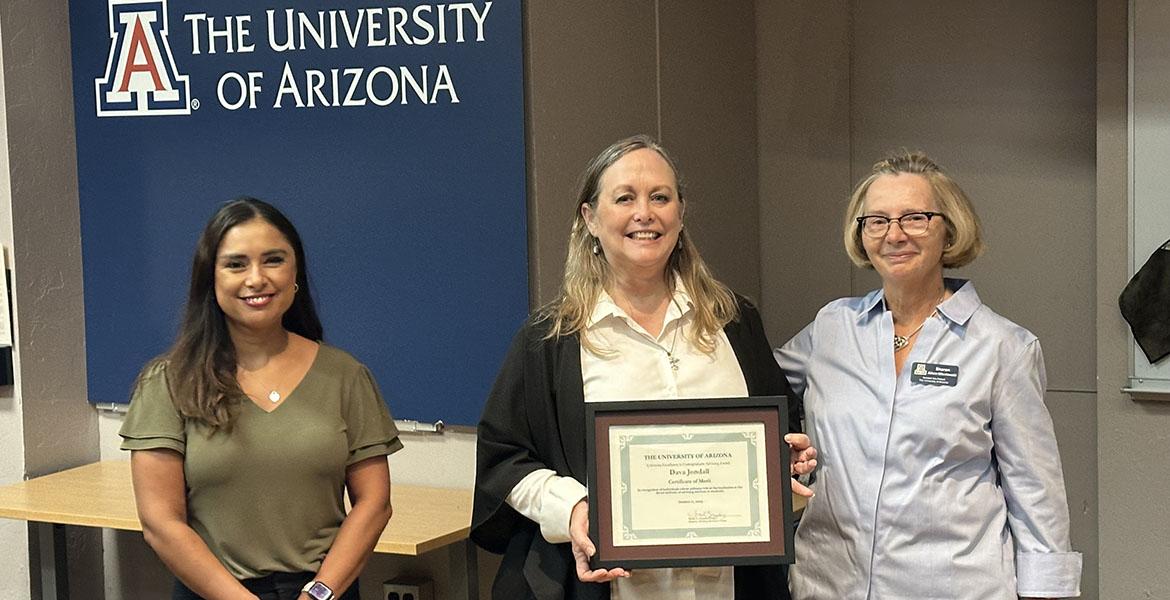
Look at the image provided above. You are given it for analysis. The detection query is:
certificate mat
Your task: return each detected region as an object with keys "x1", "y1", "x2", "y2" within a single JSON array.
[
  {"x1": 609, "y1": 422, "x2": 769, "y2": 546},
  {"x1": 586, "y1": 397, "x2": 793, "y2": 569}
]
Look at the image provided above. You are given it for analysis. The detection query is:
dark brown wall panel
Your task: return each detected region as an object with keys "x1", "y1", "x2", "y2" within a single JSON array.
[
  {"x1": 659, "y1": 0, "x2": 761, "y2": 301},
  {"x1": 525, "y1": 1, "x2": 659, "y2": 304}
]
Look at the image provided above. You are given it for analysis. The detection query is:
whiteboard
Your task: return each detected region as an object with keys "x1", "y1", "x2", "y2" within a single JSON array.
[{"x1": 1129, "y1": 0, "x2": 1170, "y2": 395}]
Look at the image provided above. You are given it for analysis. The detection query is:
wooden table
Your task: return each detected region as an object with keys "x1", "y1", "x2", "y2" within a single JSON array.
[{"x1": 0, "y1": 461, "x2": 476, "y2": 600}]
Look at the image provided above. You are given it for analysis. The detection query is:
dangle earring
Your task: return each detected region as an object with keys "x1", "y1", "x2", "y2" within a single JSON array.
[
  {"x1": 677, "y1": 227, "x2": 684, "y2": 251},
  {"x1": 591, "y1": 237, "x2": 601, "y2": 256}
]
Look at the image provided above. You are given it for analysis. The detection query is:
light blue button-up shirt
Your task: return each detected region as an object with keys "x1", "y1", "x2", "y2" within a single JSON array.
[{"x1": 775, "y1": 279, "x2": 1081, "y2": 599}]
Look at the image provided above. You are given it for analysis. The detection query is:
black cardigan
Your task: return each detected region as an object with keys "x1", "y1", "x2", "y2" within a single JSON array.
[{"x1": 472, "y1": 297, "x2": 798, "y2": 600}]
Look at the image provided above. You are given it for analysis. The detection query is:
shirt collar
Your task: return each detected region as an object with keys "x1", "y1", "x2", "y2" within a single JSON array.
[
  {"x1": 861, "y1": 286, "x2": 885, "y2": 317},
  {"x1": 859, "y1": 277, "x2": 980, "y2": 328},
  {"x1": 587, "y1": 276, "x2": 694, "y2": 330},
  {"x1": 936, "y1": 278, "x2": 980, "y2": 326}
]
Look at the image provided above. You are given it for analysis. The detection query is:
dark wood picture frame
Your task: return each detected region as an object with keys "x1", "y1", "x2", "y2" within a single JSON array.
[{"x1": 585, "y1": 396, "x2": 794, "y2": 570}]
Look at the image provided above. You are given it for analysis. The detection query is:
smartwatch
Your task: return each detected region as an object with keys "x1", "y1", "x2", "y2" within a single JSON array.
[{"x1": 301, "y1": 580, "x2": 334, "y2": 600}]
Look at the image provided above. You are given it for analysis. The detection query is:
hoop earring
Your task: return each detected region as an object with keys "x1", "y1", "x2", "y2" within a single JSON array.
[{"x1": 294, "y1": 283, "x2": 300, "y2": 293}]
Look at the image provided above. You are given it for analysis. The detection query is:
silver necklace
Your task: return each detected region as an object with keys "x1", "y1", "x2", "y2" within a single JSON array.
[
  {"x1": 892, "y1": 294, "x2": 945, "y2": 351},
  {"x1": 664, "y1": 297, "x2": 683, "y2": 371}
]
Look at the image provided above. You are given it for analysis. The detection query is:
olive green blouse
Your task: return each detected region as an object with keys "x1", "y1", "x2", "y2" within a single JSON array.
[{"x1": 120, "y1": 344, "x2": 403, "y2": 579}]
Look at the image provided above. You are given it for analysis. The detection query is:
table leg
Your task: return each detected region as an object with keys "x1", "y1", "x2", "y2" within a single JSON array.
[
  {"x1": 35, "y1": 522, "x2": 68, "y2": 600},
  {"x1": 447, "y1": 539, "x2": 478, "y2": 600}
]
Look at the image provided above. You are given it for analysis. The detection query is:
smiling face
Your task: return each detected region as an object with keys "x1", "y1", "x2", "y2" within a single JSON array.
[
  {"x1": 213, "y1": 218, "x2": 298, "y2": 334},
  {"x1": 581, "y1": 148, "x2": 684, "y2": 282},
  {"x1": 861, "y1": 173, "x2": 948, "y2": 288}
]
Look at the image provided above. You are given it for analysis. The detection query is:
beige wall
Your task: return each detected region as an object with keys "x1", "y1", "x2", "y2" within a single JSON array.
[
  {"x1": 0, "y1": 0, "x2": 103, "y2": 597},
  {"x1": 0, "y1": 13, "x2": 30, "y2": 598}
]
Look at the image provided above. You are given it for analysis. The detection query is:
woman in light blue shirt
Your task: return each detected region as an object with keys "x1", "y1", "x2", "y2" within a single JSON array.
[{"x1": 775, "y1": 152, "x2": 1081, "y2": 599}]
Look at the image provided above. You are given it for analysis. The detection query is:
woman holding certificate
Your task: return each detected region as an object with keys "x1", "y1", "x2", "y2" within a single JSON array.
[
  {"x1": 775, "y1": 152, "x2": 1082, "y2": 599},
  {"x1": 473, "y1": 135, "x2": 816, "y2": 600}
]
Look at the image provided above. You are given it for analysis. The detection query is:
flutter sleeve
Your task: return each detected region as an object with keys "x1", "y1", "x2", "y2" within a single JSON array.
[
  {"x1": 119, "y1": 361, "x2": 186, "y2": 455},
  {"x1": 342, "y1": 364, "x2": 404, "y2": 465}
]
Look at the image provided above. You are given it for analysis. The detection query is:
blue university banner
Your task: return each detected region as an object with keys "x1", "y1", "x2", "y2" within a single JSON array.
[{"x1": 70, "y1": 0, "x2": 527, "y2": 425}]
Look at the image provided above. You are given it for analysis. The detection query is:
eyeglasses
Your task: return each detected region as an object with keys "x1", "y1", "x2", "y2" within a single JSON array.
[{"x1": 856, "y1": 212, "x2": 944, "y2": 238}]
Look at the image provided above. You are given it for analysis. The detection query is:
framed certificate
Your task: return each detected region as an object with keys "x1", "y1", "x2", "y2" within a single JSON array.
[{"x1": 585, "y1": 396, "x2": 794, "y2": 570}]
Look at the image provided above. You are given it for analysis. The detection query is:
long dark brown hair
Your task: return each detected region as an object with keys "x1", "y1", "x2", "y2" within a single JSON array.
[{"x1": 149, "y1": 197, "x2": 323, "y2": 429}]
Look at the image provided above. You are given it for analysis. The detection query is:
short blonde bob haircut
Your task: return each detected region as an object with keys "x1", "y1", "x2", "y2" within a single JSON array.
[
  {"x1": 843, "y1": 151, "x2": 984, "y2": 269},
  {"x1": 539, "y1": 135, "x2": 738, "y2": 353}
]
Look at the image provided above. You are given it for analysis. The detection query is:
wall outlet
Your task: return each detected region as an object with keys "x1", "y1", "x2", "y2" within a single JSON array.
[{"x1": 382, "y1": 578, "x2": 434, "y2": 600}]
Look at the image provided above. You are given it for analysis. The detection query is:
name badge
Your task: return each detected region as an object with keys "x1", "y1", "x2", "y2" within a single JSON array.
[{"x1": 910, "y1": 362, "x2": 959, "y2": 386}]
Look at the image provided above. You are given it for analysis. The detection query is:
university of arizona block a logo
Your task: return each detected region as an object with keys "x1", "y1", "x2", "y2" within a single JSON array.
[{"x1": 95, "y1": 0, "x2": 190, "y2": 116}]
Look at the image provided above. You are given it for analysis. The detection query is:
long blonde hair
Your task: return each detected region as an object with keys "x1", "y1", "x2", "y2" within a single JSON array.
[{"x1": 539, "y1": 135, "x2": 738, "y2": 353}]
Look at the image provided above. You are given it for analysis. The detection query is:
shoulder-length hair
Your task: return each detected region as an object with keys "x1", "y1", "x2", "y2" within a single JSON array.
[
  {"x1": 843, "y1": 151, "x2": 985, "y2": 269},
  {"x1": 540, "y1": 135, "x2": 738, "y2": 353},
  {"x1": 149, "y1": 197, "x2": 323, "y2": 429}
]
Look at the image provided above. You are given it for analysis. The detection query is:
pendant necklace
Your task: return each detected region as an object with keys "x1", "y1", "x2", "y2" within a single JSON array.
[
  {"x1": 893, "y1": 318, "x2": 931, "y2": 351},
  {"x1": 248, "y1": 372, "x2": 282, "y2": 403},
  {"x1": 892, "y1": 294, "x2": 945, "y2": 351},
  {"x1": 242, "y1": 332, "x2": 290, "y2": 403},
  {"x1": 243, "y1": 386, "x2": 282, "y2": 404},
  {"x1": 664, "y1": 297, "x2": 684, "y2": 372}
]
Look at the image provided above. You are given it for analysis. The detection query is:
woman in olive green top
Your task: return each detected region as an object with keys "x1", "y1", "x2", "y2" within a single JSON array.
[{"x1": 120, "y1": 198, "x2": 402, "y2": 600}]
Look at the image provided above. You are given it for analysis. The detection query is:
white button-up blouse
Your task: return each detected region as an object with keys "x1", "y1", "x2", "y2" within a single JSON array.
[{"x1": 505, "y1": 283, "x2": 749, "y2": 600}]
